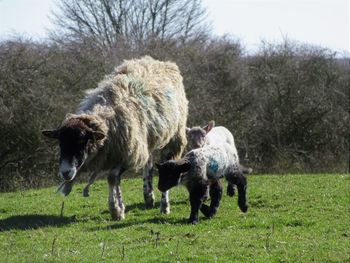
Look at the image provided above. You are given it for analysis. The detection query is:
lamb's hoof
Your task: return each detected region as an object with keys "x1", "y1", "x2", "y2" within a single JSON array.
[
  {"x1": 239, "y1": 204, "x2": 248, "y2": 213},
  {"x1": 160, "y1": 202, "x2": 170, "y2": 214},
  {"x1": 227, "y1": 185, "x2": 235, "y2": 197},
  {"x1": 200, "y1": 204, "x2": 211, "y2": 218},
  {"x1": 188, "y1": 218, "x2": 199, "y2": 225},
  {"x1": 83, "y1": 188, "x2": 89, "y2": 197},
  {"x1": 144, "y1": 193, "x2": 155, "y2": 209}
]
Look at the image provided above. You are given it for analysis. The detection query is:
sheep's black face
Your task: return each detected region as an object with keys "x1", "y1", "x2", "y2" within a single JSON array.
[
  {"x1": 156, "y1": 161, "x2": 182, "y2": 192},
  {"x1": 42, "y1": 118, "x2": 105, "y2": 182},
  {"x1": 56, "y1": 126, "x2": 90, "y2": 181}
]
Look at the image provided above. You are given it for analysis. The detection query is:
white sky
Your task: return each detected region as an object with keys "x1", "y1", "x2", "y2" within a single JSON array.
[{"x1": 0, "y1": 0, "x2": 349, "y2": 53}]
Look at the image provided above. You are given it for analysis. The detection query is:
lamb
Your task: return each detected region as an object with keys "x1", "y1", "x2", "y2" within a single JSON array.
[
  {"x1": 157, "y1": 138, "x2": 249, "y2": 224},
  {"x1": 186, "y1": 121, "x2": 251, "y2": 196},
  {"x1": 43, "y1": 56, "x2": 188, "y2": 220}
]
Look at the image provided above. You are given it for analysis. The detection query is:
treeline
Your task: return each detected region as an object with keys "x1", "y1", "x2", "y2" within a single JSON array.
[
  {"x1": 0, "y1": 36, "x2": 348, "y2": 191},
  {"x1": 0, "y1": 0, "x2": 348, "y2": 191}
]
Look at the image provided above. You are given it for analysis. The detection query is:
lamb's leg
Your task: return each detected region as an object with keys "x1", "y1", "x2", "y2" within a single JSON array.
[
  {"x1": 226, "y1": 182, "x2": 236, "y2": 197},
  {"x1": 160, "y1": 191, "x2": 170, "y2": 214},
  {"x1": 143, "y1": 156, "x2": 155, "y2": 208},
  {"x1": 188, "y1": 184, "x2": 208, "y2": 224},
  {"x1": 237, "y1": 179, "x2": 248, "y2": 213},
  {"x1": 83, "y1": 171, "x2": 98, "y2": 197},
  {"x1": 159, "y1": 127, "x2": 188, "y2": 214},
  {"x1": 200, "y1": 180, "x2": 223, "y2": 218},
  {"x1": 203, "y1": 185, "x2": 210, "y2": 201},
  {"x1": 108, "y1": 165, "x2": 126, "y2": 220},
  {"x1": 227, "y1": 170, "x2": 248, "y2": 212}
]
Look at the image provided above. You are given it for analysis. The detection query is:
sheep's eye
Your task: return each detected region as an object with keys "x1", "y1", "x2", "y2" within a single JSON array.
[{"x1": 77, "y1": 137, "x2": 86, "y2": 144}]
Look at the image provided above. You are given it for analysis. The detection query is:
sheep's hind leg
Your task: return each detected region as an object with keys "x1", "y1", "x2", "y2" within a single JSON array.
[
  {"x1": 143, "y1": 156, "x2": 155, "y2": 208},
  {"x1": 108, "y1": 165, "x2": 126, "y2": 220},
  {"x1": 200, "y1": 180, "x2": 223, "y2": 218}
]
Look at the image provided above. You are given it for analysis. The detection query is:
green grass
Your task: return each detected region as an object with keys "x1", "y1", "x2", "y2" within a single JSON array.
[{"x1": 0, "y1": 174, "x2": 349, "y2": 263}]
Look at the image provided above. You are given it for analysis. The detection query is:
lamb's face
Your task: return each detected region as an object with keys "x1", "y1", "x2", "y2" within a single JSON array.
[
  {"x1": 186, "y1": 121, "x2": 215, "y2": 149},
  {"x1": 156, "y1": 161, "x2": 182, "y2": 192},
  {"x1": 186, "y1": 127, "x2": 206, "y2": 149},
  {"x1": 42, "y1": 118, "x2": 105, "y2": 182}
]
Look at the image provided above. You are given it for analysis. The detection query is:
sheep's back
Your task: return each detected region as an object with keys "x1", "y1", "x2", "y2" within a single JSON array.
[{"x1": 81, "y1": 56, "x2": 188, "y2": 170}]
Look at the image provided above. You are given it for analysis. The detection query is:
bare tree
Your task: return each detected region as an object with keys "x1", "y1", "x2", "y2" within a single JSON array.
[{"x1": 51, "y1": 0, "x2": 208, "y2": 49}]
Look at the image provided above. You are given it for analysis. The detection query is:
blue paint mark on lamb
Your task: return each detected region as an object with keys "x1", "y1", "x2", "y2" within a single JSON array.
[{"x1": 208, "y1": 158, "x2": 219, "y2": 174}]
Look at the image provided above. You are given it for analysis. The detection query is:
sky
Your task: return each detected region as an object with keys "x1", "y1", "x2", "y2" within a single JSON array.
[{"x1": 0, "y1": 0, "x2": 349, "y2": 54}]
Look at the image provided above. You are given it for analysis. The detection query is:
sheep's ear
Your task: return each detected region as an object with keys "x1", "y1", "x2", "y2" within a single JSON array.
[
  {"x1": 185, "y1": 127, "x2": 191, "y2": 135},
  {"x1": 92, "y1": 131, "x2": 105, "y2": 141},
  {"x1": 42, "y1": 129, "x2": 60, "y2": 139},
  {"x1": 202, "y1": 120, "x2": 215, "y2": 134}
]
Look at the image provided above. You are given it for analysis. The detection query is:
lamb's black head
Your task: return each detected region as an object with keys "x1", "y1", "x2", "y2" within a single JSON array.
[
  {"x1": 156, "y1": 159, "x2": 191, "y2": 192},
  {"x1": 42, "y1": 117, "x2": 105, "y2": 182}
]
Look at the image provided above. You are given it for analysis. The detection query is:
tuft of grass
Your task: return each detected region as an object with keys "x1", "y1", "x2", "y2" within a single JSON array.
[{"x1": 0, "y1": 174, "x2": 349, "y2": 262}]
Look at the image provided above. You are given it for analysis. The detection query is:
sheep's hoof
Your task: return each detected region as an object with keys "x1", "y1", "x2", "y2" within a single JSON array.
[
  {"x1": 227, "y1": 185, "x2": 236, "y2": 197},
  {"x1": 160, "y1": 202, "x2": 170, "y2": 214},
  {"x1": 109, "y1": 208, "x2": 125, "y2": 221},
  {"x1": 144, "y1": 193, "x2": 155, "y2": 209},
  {"x1": 109, "y1": 206, "x2": 125, "y2": 221},
  {"x1": 83, "y1": 188, "x2": 90, "y2": 197}
]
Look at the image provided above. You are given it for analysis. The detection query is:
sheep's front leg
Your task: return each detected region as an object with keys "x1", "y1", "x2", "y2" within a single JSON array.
[
  {"x1": 188, "y1": 184, "x2": 208, "y2": 224},
  {"x1": 160, "y1": 191, "x2": 170, "y2": 214},
  {"x1": 143, "y1": 157, "x2": 155, "y2": 208},
  {"x1": 83, "y1": 171, "x2": 98, "y2": 197},
  {"x1": 57, "y1": 181, "x2": 74, "y2": 196},
  {"x1": 201, "y1": 180, "x2": 223, "y2": 218},
  {"x1": 108, "y1": 166, "x2": 126, "y2": 220}
]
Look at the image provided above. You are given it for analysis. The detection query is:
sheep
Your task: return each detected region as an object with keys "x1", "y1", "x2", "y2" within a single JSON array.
[
  {"x1": 186, "y1": 121, "x2": 251, "y2": 197},
  {"x1": 42, "y1": 56, "x2": 188, "y2": 220},
  {"x1": 157, "y1": 141, "x2": 249, "y2": 224}
]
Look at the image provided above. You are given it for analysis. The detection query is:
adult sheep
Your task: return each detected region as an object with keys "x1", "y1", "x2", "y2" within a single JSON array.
[{"x1": 42, "y1": 56, "x2": 188, "y2": 220}]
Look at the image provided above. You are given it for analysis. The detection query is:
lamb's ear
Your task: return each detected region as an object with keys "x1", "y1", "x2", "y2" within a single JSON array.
[
  {"x1": 202, "y1": 120, "x2": 215, "y2": 134},
  {"x1": 42, "y1": 129, "x2": 60, "y2": 139},
  {"x1": 176, "y1": 160, "x2": 191, "y2": 173},
  {"x1": 155, "y1": 163, "x2": 161, "y2": 170},
  {"x1": 185, "y1": 127, "x2": 191, "y2": 136}
]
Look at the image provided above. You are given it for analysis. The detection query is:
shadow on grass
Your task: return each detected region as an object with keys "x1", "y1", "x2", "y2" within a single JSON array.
[
  {"x1": 125, "y1": 200, "x2": 187, "y2": 212},
  {"x1": 0, "y1": 214, "x2": 77, "y2": 231},
  {"x1": 89, "y1": 216, "x2": 189, "y2": 231}
]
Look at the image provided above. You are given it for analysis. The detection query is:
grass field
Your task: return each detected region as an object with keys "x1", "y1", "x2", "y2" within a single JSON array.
[{"x1": 0, "y1": 174, "x2": 348, "y2": 263}]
